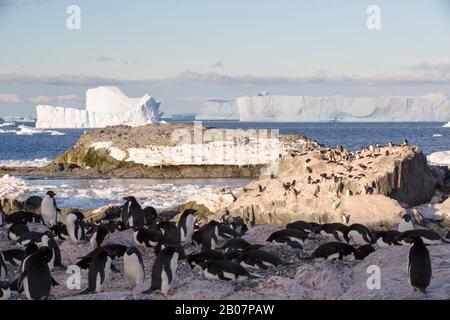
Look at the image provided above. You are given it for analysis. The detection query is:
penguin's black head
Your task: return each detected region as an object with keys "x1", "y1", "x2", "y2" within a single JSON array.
[
  {"x1": 354, "y1": 245, "x2": 375, "y2": 260},
  {"x1": 123, "y1": 196, "x2": 137, "y2": 203},
  {"x1": 42, "y1": 230, "x2": 54, "y2": 239},
  {"x1": 126, "y1": 246, "x2": 139, "y2": 256},
  {"x1": 46, "y1": 191, "x2": 56, "y2": 198},
  {"x1": 183, "y1": 209, "x2": 197, "y2": 216},
  {"x1": 25, "y1": 242, "x2": 39, "y2": 256},
  {"x1": 402, "y1": 214, "x2": 412, "y2": 222}
]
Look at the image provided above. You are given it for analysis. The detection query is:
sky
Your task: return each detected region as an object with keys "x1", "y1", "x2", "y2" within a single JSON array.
[{"x1": 0, "y1": 0, "x2": 449, "y2": 117}]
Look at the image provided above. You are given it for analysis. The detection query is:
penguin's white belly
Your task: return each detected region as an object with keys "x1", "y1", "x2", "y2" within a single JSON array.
[
  {"x1": 320, "y1": 230, "x2": 334, "y2": 240},
  {"x1": 422, "y1": 238, "x2": 441, "y2": 245},
  {"x1": 210, "y1": 238, "x2": 216, "y2": 250},
  {"x1": 377, "y1": 238, "x2": 390, "y2": 248},
  {"x1": 240, "y1": 261, "x2": 256, "y2": 269},
  {"x1": 90, "y1": 232, "x2": 98, "y2": 248},
  {"x1": 23, "y1": 277, "x2": 32, "y2": 300},
  {"x1": 327, "y1": 253, "x2": 340, "y2": 260},
  {"x1": 185, "y1": 215, "x2": 195, "y2": 242},
  {"x1": 41, "y1": 198, "x2": 57, "y2": 226},
  {"x1": 0, "y1": 266, "x2": 6, "y2": 280},
  {"x1": 95, "y1": 273, "x2": 103, "y2": 292},
  {"x1": 336, "y1": 231, "x2": 346, "y2": 242},
  {"x1": 398, "y1": 220, "x2": 413, "y2": 233},
  {"x1": 161, "y1": 269, "x2": 170, "y2": 294},
  {"x1": 48, "y1": 252, "x2": 55, "y2": 270},
  {"x1": 223, "y1": 271, "x2": 236, "y2": 280},
  {"x1": 348, "y1": 230, "x2": 367, "y2": 245},
  {"x1": 124, "y1": 255, "x2": 144, "y2": 287},
  {"x1": 288, "y1": 237, "x2": 303, "y2": 245}
]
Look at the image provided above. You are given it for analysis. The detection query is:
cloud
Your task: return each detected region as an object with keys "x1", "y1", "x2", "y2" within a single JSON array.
[
  {"x1": 409, "y1": 62, "x2": 450, "y2": 75},
  {"x1": 1, "y1": 62, "x2": 450, "y2": 87},
  {"x1": 29, "y1": 94, "x2": 80, "y2": 104},
  {"x1": 210, "y1": 61, "x2": 224, "y2": 69},
  {"x1": 96, "y1": 56, "x2": 115, "y2": 63},
  {"x1": 0, "y1": 94, "x2": 21, "y2": 103}
]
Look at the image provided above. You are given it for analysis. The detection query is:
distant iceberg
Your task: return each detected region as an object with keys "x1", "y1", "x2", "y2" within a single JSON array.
[
  {"x1": 197, "y1": 92, "x2": 450, "y2": 122},
  {"x1": 196, "y1": 99, "x2": 239, "y2": 120},
  {"x1": 444, "y1": 122, "x2": 450, "y2": 128},
  {"x1": 36, "y1": 86, "x2": 162, "y2": 128}
]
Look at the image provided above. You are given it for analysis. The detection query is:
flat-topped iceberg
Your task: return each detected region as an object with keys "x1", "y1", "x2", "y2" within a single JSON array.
[
  {"x1": 36, "y1": 86, "x2": 162, "y2": 128},
  {"x1": 197, "y1": 92, "x2": 450, "y2": 122},
  {"x1": 195, "y1": 99, "x2": 239, "y2": 120}
]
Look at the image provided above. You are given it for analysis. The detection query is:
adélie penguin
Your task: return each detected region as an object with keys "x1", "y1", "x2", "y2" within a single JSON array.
[
  {"x1": 344, "y1": 224, "x2": 375, "y2": 246},
  {"x1": 143, "y1": 246, "x2": 179, "y2": 295},
  {"x1": 65, "y1": 210, "x2": 86, "y2": 243},
  {"x1": 375, "y1": 230, "x2": 401, "y2": 247},
  {"x1": 266, "y1": 229, "x2": 308, "y2": 249},
  {"x1": 198, "y1": 260, "x2": 259, "y2": 281},
  {"x1": 186, "y1": 250, "x2": 227, "y2": 269},
  {"x1": 397, "y1": 229, "x2": 450, "y2": 246},
  {"x1": 408, "y1": 237, "x2": 432, "y2": 293},
  {"x1": 303, "y1": 242, "x2": 357, "y2": 261},
  {"x1": 122, "y1": 196, "x2": 144, "y2": 229},
  {"x1": 236, "y1": 249, "x2": 284, "y2": 270},
  {"x1": 76, "y1": 244, "x2": 126, "y2": 270},
  {"x1": 7, "y1": 223, "x2": 29, "y2": 241},
  {"x1": 178, "y1": 209, "x2": 196, "y2": 244},
  {"x1": 81, "y1": 250, "x2": 114, "y2": 294},
  {"x1": 90, "y1": 224, "x2": 111, "y2": 249},
  {"x1": 123, "y1": 246, "x2": 145, "y2": 289},
  {"x1": 17, "y1": 247, "x2": 59, "y2": 300},
  {"x1": 40, "y1": 191, "x2": 59, "y2": 227}
]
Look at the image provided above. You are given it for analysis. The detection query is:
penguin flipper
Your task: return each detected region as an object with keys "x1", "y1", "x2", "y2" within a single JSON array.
[{"x1": 248, "y1": 273, "x2": 262, "y2": 279}]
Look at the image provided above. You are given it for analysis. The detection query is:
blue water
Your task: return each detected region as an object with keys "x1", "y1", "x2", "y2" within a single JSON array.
[{"x1": 0, "y1": 121, "x2": 449, "y2": 162}]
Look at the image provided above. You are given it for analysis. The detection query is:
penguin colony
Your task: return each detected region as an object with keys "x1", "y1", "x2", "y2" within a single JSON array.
[{"x1": 0, "y1": 192, "x2": 446, "y2": 299}]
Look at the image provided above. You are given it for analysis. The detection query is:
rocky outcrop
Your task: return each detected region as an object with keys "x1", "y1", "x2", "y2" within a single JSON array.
[{"x1": 201, "y1": 143, "x2": 440, "y2": 227}]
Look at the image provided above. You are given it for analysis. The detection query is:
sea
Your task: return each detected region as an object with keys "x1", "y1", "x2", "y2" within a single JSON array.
[{"x1": 0, "y1": 120, "x2": 449, "y2": 210}]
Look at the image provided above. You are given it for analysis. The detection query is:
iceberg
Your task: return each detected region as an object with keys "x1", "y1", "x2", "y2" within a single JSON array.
[
  {"x1": 197, "y1": 92, "x2": 450, "y2": 122},
  {"x1": 36, "y1": 86, "x2": 162, "y2": 128},
  {"x1": 444, "y1": 122, "x2": 450, "y2": 128},
  {"x1": 195, "y1": 99, "x2": 239, "y2": 120}
]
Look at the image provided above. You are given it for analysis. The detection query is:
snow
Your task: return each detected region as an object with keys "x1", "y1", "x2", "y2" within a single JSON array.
[
  {"x1": 427, "y1": 151, "x2": 450, "y2": 166},
  {"x1": 0, "y1": 158, "x2": 51, "y2": 168},
  {"x1": 91, "y1": 137, "x2": 281, "y2": 166},
  {"x1": 0, "y1": 175, "x2": 247, "y2": 210},
  {"x1": 195, "y1": 99, "x2": 239, "y2": 120},
  {"x1": 36, "y1": 86, "x2": 162, "y2": 128},
  {"x1": 198, "y1": 92, "x2": 450, "y2": 122}
]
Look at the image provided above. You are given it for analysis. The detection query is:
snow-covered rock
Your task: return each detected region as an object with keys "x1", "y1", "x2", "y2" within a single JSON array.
[
  {"x1": 195, "y1": 99, "x2": 239, "y2": 120},
  {"x1": 36, "y1": 86, "x2": 162, "y2": 128},
  {"x1": 198, "y1": 92, "x2": 450, "y2": 122},
  {"x1": 428, "y1": 151, "x2": 450, "y2": 167}
]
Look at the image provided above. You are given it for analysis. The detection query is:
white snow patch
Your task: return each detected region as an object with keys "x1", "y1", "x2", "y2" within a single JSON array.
[
  {"x1": 0, "y1": 158, "x2": 51, "y2": 168},
  {"x1": 16, "y1": 125, "x2": 65, "y2": 136},
  {"x1": 427, "y1": 151, "x2": 450, "y2": 167}
]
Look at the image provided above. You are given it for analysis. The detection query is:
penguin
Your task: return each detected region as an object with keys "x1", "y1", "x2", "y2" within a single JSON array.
[
  {"x1": 143, "y1": 206, "x2": 158, "y2": 226},
  {"x1": 198, "y1": 260, "x2": 257, "y2": 281},
  {"x1": 123, "y1": 246, "x2": 145, "y2": 289},
  {"x1": 5, "y1": 211, "x2": 43, "y2": 225},
  {"x1": 17, "y1": 231, "x2": 46, "y2": 247},
  {"x1": 81, "y1": 250, "x2": 114, "y2": 294},
  {"x1": 220, "y1": 237, "x2": 263, "y2": 253},
  {"x1": 408, "y1": 237, "x2": 432, "y2": 293},
  {"x1": 266, "y1": 229, "x2": 308, "y2": 249},
  {"x1": 230, "y1": 217, "x2": 248, "y2": 235},
  {"x1": 397, "y1": 229, "x2": 449, "y2": 246},
  {"x1": 40, "y1": 191, "x2": 59, "y2": 227},
  {"x1": 217, "y1": 224, "x2": 239, "y2": 240},
  {"x1": 65, "y1": 210, "x2": 86, "y2": 243},
  {"x1": 186, "y1": 250, "x2": 227, "y2": 269},
  {"x1": 17, "y1": 247, "x2": 59, "y2": 300},
  {"x1": 236, "y1": 249, "x2": 283, "y2": 270},
  {"x1": 40, "y1": 232, "x2": 65, "y2": 270},
  {"x1": 2, "y1": 248, "x2": 25, "y2": 266},
  {"x1": 344, "y1": 224, "x2": 375, "y2": 245},
  {"x1": 286, "y1": 220, "x2": 318, "y2": 238},
  {"x1": 0, "y1": 282, "x2": 11, "y2": 300},
  {"x1": 122, "y1": 196, "x2": 144, "y2": 228},
  {"x1": 7, "y1": 223, "x2": 29, "y2": 241},
  {"x1": 192, "y1": 223, "x2": 219, "y2": 251},
  {"x1": 143, "y1": 246, "x2": 179, "y2": 295},
  {"x1": 159, "y1": 221, "x2": 181, "y2": 246},
  {"x1": 133, "y1": 226, "x2": 163, "y2": 248},
  {"x1": 375, "y1": 230, "x2": 401, "y2": 247},
  {"x1": 398, "y1": 214, "x2": 414, "y2": 232},
  {"x1": 354, "y1": 245, "x2": 375, "y2": 260},
  {"x1": 49, "y1": 223, "x2": 69, "y2": 240},
  {"x1": 319, "y1": 223, "x2": 349, "y2": 242},
  {"x1": 304, "y1": 242, "x2": 356, "y2": 261},
  {"x1": 178, "y1": 209, "x2": 196, "y2": 244},
  {"x1": 76, "y1": 244, "x2": 126, "y2": 270},
  {"x1": 0, "y1": 252, "x2": 7, "y2": 280},
  {"x1": 90, "y1": 224, "x2": 110, "y2": 249}
]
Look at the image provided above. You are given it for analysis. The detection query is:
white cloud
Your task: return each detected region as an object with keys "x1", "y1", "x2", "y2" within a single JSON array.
[
  {"x1": 29, "y1": 94, "x2": 80, "y2": 104},
  {"x1": 0, "y1": 94, "x2": 21, "y2": 103}
]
